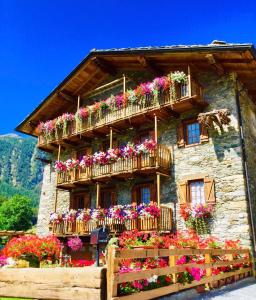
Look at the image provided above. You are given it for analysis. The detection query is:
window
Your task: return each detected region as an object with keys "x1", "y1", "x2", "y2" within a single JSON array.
[
  {"x1": 100, "y1": 189, "x2": 117, "y2": 208},
  {"x1": 177, "y1": 118, "x2": 209, "y2": 148},
  {"x1": 178, "y1": 176, "x2": 216, "y2": 205},
  {"x1": 134, "y1": 130, "x2": 155, "y2": 144},
  {"x1": 141, "y1": 187, "x2": 151, "y2": 204},
  {"x1": 132, "y1": 183, "x2": 155, "y2": 204},
  {"x1": 189, "y1": 180, "x2": 205, "y2": 205},
  {"x1": 186, "y1": 122, "x2": 200, "y2": 145},
  {"x1": 71, "y1": 192, "x2": 90, "y2": 210}
]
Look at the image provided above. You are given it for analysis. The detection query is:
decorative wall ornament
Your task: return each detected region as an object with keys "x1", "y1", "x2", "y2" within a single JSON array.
[{"x1": 197, "y1": 109, "x2": 231, "y2": 129}]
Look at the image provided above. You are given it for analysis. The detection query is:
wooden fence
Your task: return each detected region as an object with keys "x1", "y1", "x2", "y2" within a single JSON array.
[{"x1": 107, "y1": 247, "x2": 252, "y2": 300}]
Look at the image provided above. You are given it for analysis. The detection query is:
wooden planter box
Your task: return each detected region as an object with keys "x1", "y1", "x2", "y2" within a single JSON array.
[
  {"x1": 77, "y1": 167, "x2": 92, "y2": 181},
  {"x1": 76, "y1": 220, "x2": 97, "y2": 234},
  {"x1": 64, "y1": 220, "x2": 76, "y2": 234},
  {"x1": 52, "y1": 222, "x2": 64, "y2": 235}
]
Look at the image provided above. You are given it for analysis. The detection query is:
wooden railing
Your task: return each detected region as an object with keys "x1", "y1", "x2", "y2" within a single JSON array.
[
  {"x1": 50, "y1": 206, "x2": 173, "y2": 236},
  {"x1": 57, "y1": 144, "x2": 171, "y2": 186},
  {"x1": 38, "y1": 78, "x2": 203, "y2": 146},
  {"x1": 107, "y1": 247, "x2": 252, "y2": 300}
]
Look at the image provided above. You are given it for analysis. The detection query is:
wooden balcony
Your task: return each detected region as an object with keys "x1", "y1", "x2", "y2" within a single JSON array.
[
  {"x1": 50, "y1": 206, "x2": 173, "y2": 236},
  {"x1": 56, "y1": 144, "x2": 171, "y2": 189},
  {"x1": 38, "y1": 77, "x2": 207, "y2": 151}
]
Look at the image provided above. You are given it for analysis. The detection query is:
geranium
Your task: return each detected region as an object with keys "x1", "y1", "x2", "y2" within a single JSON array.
[
  {"x1": 76, "y1": 107, "x2": 89, "y2": 120},
  {"x1": 65, "y1": 159, "x2": 80, "y2": 171},
  {"x1": 67, "y1": 237, "x2": 83, "y2": 251},
  {"x1": 0, "y1": 255, "x2": 7, "y2": 267},
  {"x1": 71, "y1": 259, "x2": 94, "y2": 267},
  {"x1": 79, "y1": 155, "x2": 93, "y2": 168},
  {"x1": 2, "y1": 235, "x2": 61, "y2": 261},
  {"x1": 137, "y1": 203, "x2": 160, "y2": 218},
  {"x1": 54, "y1": 161, "x2": 67, "y2": 172}
]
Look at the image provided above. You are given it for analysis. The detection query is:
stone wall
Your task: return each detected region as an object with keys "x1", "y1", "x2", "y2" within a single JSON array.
[
  {"x1": 37, "y1": 71, "x2": 255, "y2": 248},
  {"x1": 239, "y1": 89, "x2": 256, "y2": 244}
]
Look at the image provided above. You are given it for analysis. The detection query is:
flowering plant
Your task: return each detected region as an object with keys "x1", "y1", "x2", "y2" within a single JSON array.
[
  {"x1": 37, "y1": 72, "x2": 188, "y2": 140},
  {"x1": 180, "y1": 203, "x2": 215, "y2": 235},
  {"x1": 67, "y1": 237, "x2": 83, "y2": 251},
  {"x1": 2, "y1": 235, "x2": 61, "y2": 263},
  {"x1": 54, "y1": 139, "x2": 157, "y2": 170},
  {"x1": 137, "y1": 203, "x2": 160, "y2": 218}
]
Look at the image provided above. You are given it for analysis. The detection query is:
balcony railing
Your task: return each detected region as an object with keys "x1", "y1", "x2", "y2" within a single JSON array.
[
  {"x1": 38, "y1": 77, "x2": 204, "y2": 147},
  {"x1": 50, "y1": 206, "x2": 173, "y2": 236},
  {"x1": 57, "y1": 144, "x2": 171, "y2": 187}
]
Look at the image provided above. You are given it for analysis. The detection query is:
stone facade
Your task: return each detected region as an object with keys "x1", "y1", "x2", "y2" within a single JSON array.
[{"x1": 37, "y1": 71, "x2": 255, "y2": 248}]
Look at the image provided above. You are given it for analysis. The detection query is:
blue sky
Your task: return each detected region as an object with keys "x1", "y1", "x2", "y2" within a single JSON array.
[{"x1": 0, "y1": 0, "x2": 256, "y2": 136}]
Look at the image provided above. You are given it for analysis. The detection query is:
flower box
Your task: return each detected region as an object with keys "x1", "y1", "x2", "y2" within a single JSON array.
[{"x1": 77, "y1": 167, "x2": 92, "y2": 181}]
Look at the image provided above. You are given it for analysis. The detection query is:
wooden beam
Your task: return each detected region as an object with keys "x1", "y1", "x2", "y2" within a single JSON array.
[
  {"x1": 109, "y1": 127, "x2": 113, "y2": 149},
  {"x1": 57, "y1": 145, "x2": 61, "y2": 161},
  {"x1": 58, "y1": 91, "x2": 76, "y2": 104},
  {"x1": 92, "y1": 57, "x2": 117, "y2": 76},
  {"x1": 137, "y1": 56, "x2": 164, "y2": 76},
  {"x1": 205, "y1": 54, "x2": 225, "y2": 75},
  {"x1": 165, "y1": 107, "x2": 180, "y2": 118},
  {"x1": 154, "y1": 114, "x2": 158, "y2": 143}
]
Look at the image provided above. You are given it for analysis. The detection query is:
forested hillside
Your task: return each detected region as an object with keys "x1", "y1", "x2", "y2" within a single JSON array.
[{"x1": 0, "y1": 134, "x2": 44, "y2": 207}]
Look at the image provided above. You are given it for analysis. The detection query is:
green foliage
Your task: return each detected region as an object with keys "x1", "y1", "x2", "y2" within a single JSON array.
[
  {"x1": 0, "y1": 195, "x2": 33, "y2": 231},
  {"x1": 0, "y1": 135, "x2": 45, "y2": 207}
]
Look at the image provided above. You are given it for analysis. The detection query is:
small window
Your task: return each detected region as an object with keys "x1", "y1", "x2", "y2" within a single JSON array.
[
  {"x1": 189, "y1": 180, "x2": 205, "y2": 205},
  {"x1": 141, "y1": 187, "x2": 151, "y2": 204},
  {"x1": 71, "y1": 193, "x2": 90, "y2": 210},
  {"x1": 186, "y1": 122, "x2": 200, "y2": 145}
]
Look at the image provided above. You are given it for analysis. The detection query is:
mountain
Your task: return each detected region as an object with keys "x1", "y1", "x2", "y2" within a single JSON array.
[{"x1": 0, "y1": 134, "x2": 45, "y2": 207}]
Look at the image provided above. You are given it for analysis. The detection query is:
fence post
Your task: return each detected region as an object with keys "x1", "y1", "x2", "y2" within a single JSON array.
[
  {"x1": 205, "y1": 251, "x2": 212, "y2": 290},
  {"x1": 107, "y1": 246, "x2": 119, "y2": 300},
  {"x1": 169, "y1": 247, "x2": 177, "y2": 284}
]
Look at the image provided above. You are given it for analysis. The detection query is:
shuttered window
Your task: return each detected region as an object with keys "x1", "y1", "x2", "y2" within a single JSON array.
[
  {"x1": 178, "y1": 176, "x2": 215, "y2": 205},
  {"x1": 177, "y1": 118, "x2": 209, "y2": 147},
  {"x1": 100, "y1": 189, "x2": 117, "y2": 208},
  {"x1": 70, "y1": 192, "x2": 91, "y2": 210},
  {"x1": 189, "y1": 180, "x2": 205, "y2": 205}
]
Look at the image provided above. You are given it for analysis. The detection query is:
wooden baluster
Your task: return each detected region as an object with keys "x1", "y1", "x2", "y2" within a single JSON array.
[{"x1": 169, "y1": 250, "x2": 178, "y2": 284}]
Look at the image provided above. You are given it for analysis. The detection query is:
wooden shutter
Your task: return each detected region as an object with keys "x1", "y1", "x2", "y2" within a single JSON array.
[
  {"x1": 200, "y1": 124, "x2": 209, "y2": 143},
  {"x1": 178, "y1": 180, "x2": 188, "y2": 205},
  {"x1": 131, "y1": 186, "x2": 137, "y2": 205},
  {"x1": 204, "y1": 177, "x2": 216, "y2": 204},
  {"x1": 177, "y1": 123, "x2": 185, "y2": 148}
]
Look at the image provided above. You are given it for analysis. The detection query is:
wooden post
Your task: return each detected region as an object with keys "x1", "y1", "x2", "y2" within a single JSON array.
[
  {"x1": 123, "y1": 74, "x2": 126, "y2": 117},
  {"x1": 77, "y1": 95, "x2": 80, "y2": 112},
  {"x1": 57, "y1": 144, "x2": 61, "y2": 161},
  {"x1": 107, "y1": 246, "x2": 119, "y2": 300},
  {"x1": 205, "y1": 252, "x2": 212, "y2": 290},
  {"x1": 110, "y1": 127, "x2": 113, "y2": 149},
  {"x1": 169, "y1": 249, "x2": 177, "y2": 284},
  {"x1": 154, "y1": 114, "x2": 158, "y2": 143},
  {"x1": 157, "y1": 173, "x2": 161, "y2": 208},
  {"x1": 54, "y1": 189, "x2": 58, "y2": 212},
  {"x1": 188, "y1": 65, "x2": 192, "y2": 98},
  {"x1": 96, "y1": 182, "x2": 100, "y2": 208}
]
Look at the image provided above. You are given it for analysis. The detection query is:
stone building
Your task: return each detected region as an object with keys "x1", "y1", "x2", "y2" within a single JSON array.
[{"x1": 17, "y1": 41, "x2": 256, "y2": 254}]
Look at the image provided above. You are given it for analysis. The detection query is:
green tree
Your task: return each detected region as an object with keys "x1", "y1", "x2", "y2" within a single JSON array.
[{"x1": 0, "y1": 195, "x2": 33, "y2": 231}]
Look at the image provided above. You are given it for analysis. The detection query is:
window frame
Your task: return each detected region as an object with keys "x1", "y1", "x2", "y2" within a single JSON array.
[
  {"x1": 188, "y1": 179, "x2": 205, "y2": 205},
  {"x1": 184, "y1": 119, "x2": 202, "y2": 147},
  {"x1": 132, "y1": 182, "x2": 156, "y2": 205}
]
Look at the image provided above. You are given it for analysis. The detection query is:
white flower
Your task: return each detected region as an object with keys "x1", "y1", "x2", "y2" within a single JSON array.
[{"x1": 147, "y1": 275, "x2": 158, "y2": 283}]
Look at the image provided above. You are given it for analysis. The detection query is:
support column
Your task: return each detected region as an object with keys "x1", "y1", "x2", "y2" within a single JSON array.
[
  {"x1": 77, "y1": 95, "x2": 81, "y2": 111},
  {"x1": 109, "y1": 127, "x2": 113, "y2": 149},
  {"x1": 154, "y1": 114, "x2": 158, "y2": 143},
  {"x1": 188, "y1": 65, "x2": 192, "y2": 98},
  {"x1": 57, "y1": 144, "x2": 61, "y2": 161},
  {"x1": 157, "y1": 173, "x2": 161, "y2": 208},
  {"x1": 96, "y1": 182, "x2": 100, "y2": 208},
  {"x1": 55, "y1": 144, "x2": 61, "y2": 212}
]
